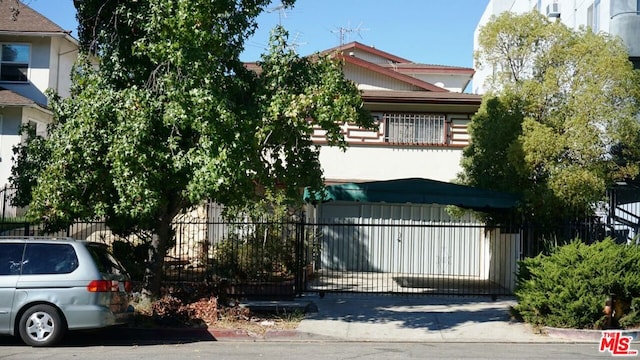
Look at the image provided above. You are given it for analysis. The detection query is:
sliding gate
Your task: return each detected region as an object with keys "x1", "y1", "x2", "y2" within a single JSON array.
[{"x1": 305, "y1": 203, "x2": 520, "y2": 296}]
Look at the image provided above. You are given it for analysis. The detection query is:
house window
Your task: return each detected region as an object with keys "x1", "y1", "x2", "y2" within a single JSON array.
[
  {"x1": 384, "y1": 113, "x2": 446, "y2": 145},
  {"x1": 1, "y1": 43, "x2": 30, "y2": 82}
]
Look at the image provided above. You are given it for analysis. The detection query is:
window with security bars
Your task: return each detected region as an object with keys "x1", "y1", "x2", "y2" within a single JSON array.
[{"x1": 384, "y1": 113, "x2": 446, "y2": 145}]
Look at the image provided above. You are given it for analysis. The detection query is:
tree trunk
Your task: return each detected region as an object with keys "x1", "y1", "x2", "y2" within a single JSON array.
[{"x1": 143, "y1": 219, "x2": 171, "y2": 298}]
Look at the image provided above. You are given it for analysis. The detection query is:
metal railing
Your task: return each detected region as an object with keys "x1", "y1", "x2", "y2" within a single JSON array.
[{"x1": 0, "y1": 210, "x2": 628, "y2": 298}]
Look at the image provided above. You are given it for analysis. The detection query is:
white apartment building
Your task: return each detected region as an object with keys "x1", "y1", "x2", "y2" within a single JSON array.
[{"x1": 473, "y1": 0, "x2": 640, "y2": 94}]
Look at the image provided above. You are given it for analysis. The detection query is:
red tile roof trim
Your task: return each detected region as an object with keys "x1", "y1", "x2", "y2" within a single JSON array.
[{"x1": 338, "y1": 54, "x2": 448, "y2": 92}]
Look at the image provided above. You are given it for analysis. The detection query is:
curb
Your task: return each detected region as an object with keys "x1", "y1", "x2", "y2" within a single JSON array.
[
  {"x1": 209, "y1": 328, "x2": 303, "y2": 341},
  {"x1": 117, "y1": 326, "x2": 307, "y2": 342},
  {"x1": 544, "y1": 327, "x2": 640, "y2": 342}
]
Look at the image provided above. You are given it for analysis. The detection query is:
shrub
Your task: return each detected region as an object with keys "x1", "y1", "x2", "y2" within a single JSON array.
[
  {"x1": 514, "y1": 238, "x2": 640, "y2": 329},
  {"x1": 212, "y1": 223, "x2": 297, "y2": 282}
]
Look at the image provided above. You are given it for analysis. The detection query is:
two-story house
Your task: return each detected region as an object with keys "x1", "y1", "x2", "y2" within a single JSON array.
[
  {"x1": 0, "y1": 2, "x2": 78, "y2": 202},
  {"x1": 293, "y1": 43, "x2": 520, "y2": 294},
  {"x1": 312, "y1": 42, "x2": 480, "y2": 185}
]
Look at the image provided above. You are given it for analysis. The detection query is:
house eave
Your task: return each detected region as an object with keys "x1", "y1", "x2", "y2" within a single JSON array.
[
  {"x1": 0, "y1": 30, "x2": 79, "y2": 47},
  {"x1": 361, "y1": 90, "x2": 482, "y2": 104},
  {"x1": 0, "y1": 102, "x2": 52, "y2": 115},
  {"x1": 340, "y1": 55, "x2": 448, "y2": 92}
]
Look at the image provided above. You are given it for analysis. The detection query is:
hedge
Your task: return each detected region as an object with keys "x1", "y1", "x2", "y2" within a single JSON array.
[{"x1": 514, "y1": 238, "x2": 640, "y2": 329}]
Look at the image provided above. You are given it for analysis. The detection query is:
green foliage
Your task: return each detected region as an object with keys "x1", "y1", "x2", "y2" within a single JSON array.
[
  {"x1": 515, "y1": 239, "x2": 640, "y2": 329},
  {"x1": 10, "y1": 0, "x2": 372, "y2": 296},
  {"x1": 462, "y1": 11, "x2": 640, "y2": 227},
  {"x1": 619, "y1": 298, "x2": 640, "y2": 329},
  {"x1": 212, "y1": 223, "x2": 297, "y2": 282}
]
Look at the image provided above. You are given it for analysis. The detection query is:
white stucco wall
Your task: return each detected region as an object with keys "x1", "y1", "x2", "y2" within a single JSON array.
[
  {"x1": 0, "y1": 107, "x2": 52, "y2": 188},
  {"x1": 49, "y1": 36, "x2": 78, "y2": 99},
  {"x1": 0, "y1": 35, "x2": 77, "y2": 105},
  {"x1": 319, "y1": 145, "x2": 463, "y2": 183},
  {"x1": 410, "y1": 74, "x2": 467, "y2": 93},
  {"x1": 0, "y1": 108, "x2": 22, "y2": 188}
]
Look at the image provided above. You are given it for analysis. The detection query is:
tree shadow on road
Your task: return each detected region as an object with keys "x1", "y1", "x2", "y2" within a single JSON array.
[
  {"x1": 304, "y1": 294, "x2": 520, "y2": 332},
  {"x1": 0, "y1": 327, "x2": 217, "y2": 347}
]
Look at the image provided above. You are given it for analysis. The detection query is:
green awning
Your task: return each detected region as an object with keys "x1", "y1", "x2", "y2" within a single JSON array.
[{"x1": 304, "y1": 178, "x2": 519, "y2": 210}]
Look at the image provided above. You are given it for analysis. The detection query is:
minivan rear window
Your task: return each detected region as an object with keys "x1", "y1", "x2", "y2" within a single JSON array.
[{"x1": 86, "y1": 244, "x2": 128, "y2": 276}]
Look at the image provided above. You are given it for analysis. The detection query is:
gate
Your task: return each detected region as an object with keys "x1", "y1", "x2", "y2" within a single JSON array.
[
  {"x1": 0, "y1": 213, "x2": 520, "y2": 298},
  {"x1": 304, "y1": 220, "x2": 520, "y2": 296}
]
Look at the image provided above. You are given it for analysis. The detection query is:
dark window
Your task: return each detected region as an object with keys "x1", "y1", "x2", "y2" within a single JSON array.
[
  {"x1": 22, "y1": 243, "x2": 78, "y2": 275},
  {"x1": 0, "y1": 44, "x2": 29, "y2": 82},
  {"x1": 0, "y1": 243, "x2": 24, "y2": 275},
  {"x1": 86, "y1": 244, "x2": 127, "y2": 276}
]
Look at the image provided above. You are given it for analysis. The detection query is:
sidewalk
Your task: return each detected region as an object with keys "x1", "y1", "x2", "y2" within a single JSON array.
[
  {"x1": 292, "y1": 294, "x2": 551, "y2": 343},
  {"x1": 120, "y1": 294, "x2": 617, "y2": 343}
]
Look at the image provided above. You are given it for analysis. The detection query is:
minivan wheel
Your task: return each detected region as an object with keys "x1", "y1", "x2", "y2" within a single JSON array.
[{"x1": 18, "y1": 305, "x2": 65, "y2": 347}]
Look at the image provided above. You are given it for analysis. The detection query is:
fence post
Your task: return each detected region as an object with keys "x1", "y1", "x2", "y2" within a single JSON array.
[
  {"x1": 2, "y1": 185, "x2": 6, "y2": 221},
  {"x1": 294, "y1": 213, "x2": 306, "y2": 297}
]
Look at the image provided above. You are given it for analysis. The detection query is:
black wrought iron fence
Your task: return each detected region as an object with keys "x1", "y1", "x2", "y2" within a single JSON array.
[{"x1": 0, "y1": 210, "x2": 629, "y2": 298}]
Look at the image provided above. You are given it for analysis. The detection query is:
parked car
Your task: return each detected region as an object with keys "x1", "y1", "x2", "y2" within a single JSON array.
[{"x1": 0, "y1": 237, "x2": 133, "y2": 346}]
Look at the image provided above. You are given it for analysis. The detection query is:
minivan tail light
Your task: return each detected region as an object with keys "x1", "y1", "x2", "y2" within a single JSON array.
[
  {"x1": 87, "y1": 280, "x2": 119, "y2": 292},
  {"x1": 124, "y1": 280, "x2": 133, "y2": 293}
]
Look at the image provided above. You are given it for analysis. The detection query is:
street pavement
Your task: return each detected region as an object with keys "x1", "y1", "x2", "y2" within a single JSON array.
[
  {"x1": 292, "y1": 294, "x2": 550, "y2": 343},
  {"x1": 239, "y1": 294, "x2": 639, "y2": 344},
  {"x1": 30, "y1": 294, "x2": 629, "y2": 345}
]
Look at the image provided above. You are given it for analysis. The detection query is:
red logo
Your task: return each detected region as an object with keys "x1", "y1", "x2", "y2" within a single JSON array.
[{"x1": 599, "y1": 331, "x2": 638, "y2": 356}]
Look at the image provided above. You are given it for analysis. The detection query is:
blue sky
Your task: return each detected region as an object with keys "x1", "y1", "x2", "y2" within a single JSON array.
[{"x1": 28, "y1": 0, "x2": 488, "y2": 68}]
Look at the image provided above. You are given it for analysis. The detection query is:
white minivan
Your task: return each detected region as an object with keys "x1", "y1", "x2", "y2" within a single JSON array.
[{"x1": 0, "y1": 237, "x2": 133, "y2": 346}]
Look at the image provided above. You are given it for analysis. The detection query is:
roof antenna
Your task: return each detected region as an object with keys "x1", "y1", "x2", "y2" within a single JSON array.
[
  {"x1": 268, "y1": 2, "x2": 290, "y2": 25},
  {"x1": 332, "y1": 21, "x2": 368, "y2": 46},
  {"x1": 288, "y1": 32, "x2": 307, "y2": 54}
]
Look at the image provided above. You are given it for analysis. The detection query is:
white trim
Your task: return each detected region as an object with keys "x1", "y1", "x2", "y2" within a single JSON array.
[{"x1": 25, "y1": 117, "x2": 48, "y2": 138}]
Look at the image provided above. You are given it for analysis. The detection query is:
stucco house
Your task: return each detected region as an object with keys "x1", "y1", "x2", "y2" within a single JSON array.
[
  {"x1": 295, "y1": 43, "x2": 521, "y2": 295},
  {"x1": 311, "y1": 41, "x2": 480, "y2": 185},
  {"x1": 0, "y1": 2, "x2": 78, "y2": 204}
]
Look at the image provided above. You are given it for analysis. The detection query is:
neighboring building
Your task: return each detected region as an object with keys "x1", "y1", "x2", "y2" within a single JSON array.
[
  {"x1": 0, "y1": 2, "x2": 78, "y2": 195},
  {"x1": 310, "y1": 42, "x2": 481, "y2": 184},
  {"x1": 474, "y1": 0, "x2": 640, "y2": 244},
  {"x1": 473, "y1": 0, "x2": 640, "y2": 94}
]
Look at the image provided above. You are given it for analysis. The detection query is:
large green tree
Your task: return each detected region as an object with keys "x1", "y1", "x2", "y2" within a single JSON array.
[
  {"x1": 10, "y1": 0, "x2": 373, "y2": 296},
  {"x1": 460, "y1": 12, "x2": 640, "y2": 226}
]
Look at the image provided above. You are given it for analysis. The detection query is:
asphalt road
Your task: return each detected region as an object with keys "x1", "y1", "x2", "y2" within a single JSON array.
[
  {"x1": 0, "y1": 329, "x2": 618, "y2": 360},
  {"x1": 0, "y1": 341, "x2": 616, "y2": 359}
]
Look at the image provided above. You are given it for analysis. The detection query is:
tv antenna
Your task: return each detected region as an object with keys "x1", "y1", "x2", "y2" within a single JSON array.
[
  {"x1": 332, "y1": 22, "x2": 368, "y2": 46},
  {"x1": 287, "y1": 32, "x2": 307, "y2": 53},
  {"x1": 268, "y1": 2, "x2": 290, "y2": 25}
]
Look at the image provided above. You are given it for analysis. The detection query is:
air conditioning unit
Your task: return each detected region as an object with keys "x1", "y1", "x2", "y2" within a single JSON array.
[{"x1": 546, "y1": 2, "x2": 561, "y2": 18}]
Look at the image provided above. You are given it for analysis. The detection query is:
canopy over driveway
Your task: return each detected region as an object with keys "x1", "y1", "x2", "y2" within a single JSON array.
[{"x1": 304, "y1": 177, "x2": 519, "y2": 210}]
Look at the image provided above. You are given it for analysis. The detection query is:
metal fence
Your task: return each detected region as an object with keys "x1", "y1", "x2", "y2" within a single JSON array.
[
  {"x1": 0, "y1": 215, "x2": 521, "y2": 298},
  {"x1": 0, "y1": 207, "x2": 632, "y2": 298},
  {"x1": 0, "y1": 186, "x2": 25, "y2": 220}
]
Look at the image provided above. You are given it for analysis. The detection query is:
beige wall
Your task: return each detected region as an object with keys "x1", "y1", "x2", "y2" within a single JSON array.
[{"x1": 319, "y1": 145, "x2": 463, "y2": 183}]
